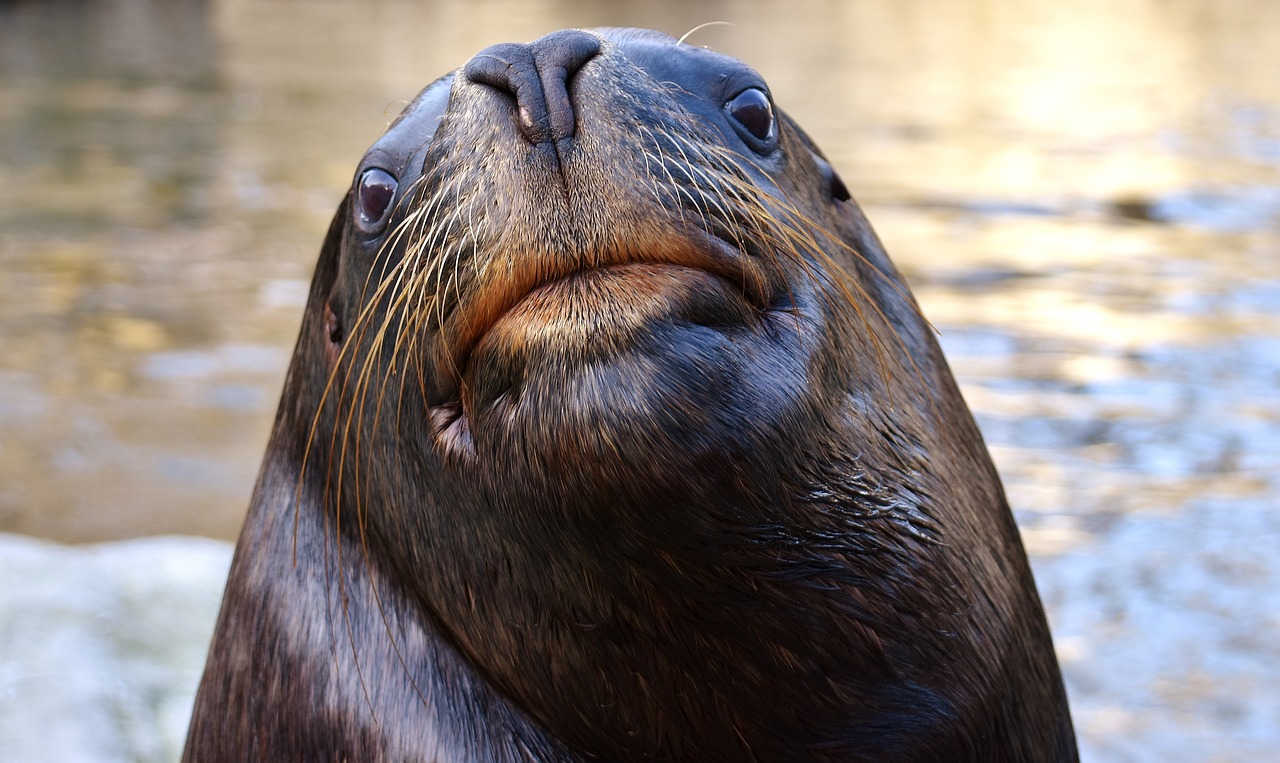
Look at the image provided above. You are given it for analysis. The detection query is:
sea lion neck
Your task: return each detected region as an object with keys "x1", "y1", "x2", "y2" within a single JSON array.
[{"x1": 364, "y1": 403, "x2": 965, "y2": 761}]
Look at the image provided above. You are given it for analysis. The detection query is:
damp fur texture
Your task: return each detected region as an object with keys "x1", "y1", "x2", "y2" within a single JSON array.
[{"x1": 184, "y1": 28, "x2": 1078, "y2": 763}]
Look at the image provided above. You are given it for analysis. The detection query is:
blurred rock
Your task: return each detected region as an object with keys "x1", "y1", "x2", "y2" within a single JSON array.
[{"x1": 0, "y1": 533, "x2": 231, "y2": 763}]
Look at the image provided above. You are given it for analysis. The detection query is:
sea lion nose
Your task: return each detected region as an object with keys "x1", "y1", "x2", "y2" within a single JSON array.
[{"x1": 463, "y1": 30, "x2": 601, "y2": 147}]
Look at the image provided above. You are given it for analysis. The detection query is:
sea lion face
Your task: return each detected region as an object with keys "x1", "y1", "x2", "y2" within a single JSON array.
[
  {"x1": 311, "y1": 28, "x2": 965, "y2": 757},
  {"x1": 325, "y1": 29, "x2": 914, "y2": 476}
]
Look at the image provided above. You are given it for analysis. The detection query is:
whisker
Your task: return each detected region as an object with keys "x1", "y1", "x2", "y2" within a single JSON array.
[{"x1": 677, "y1": 21, "x2": 735, "y2": 46}]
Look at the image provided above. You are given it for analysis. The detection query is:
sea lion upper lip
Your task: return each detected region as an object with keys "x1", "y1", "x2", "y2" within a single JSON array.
[{"x1": 424, "y1": 228, "x2": 773, "y2": 408}]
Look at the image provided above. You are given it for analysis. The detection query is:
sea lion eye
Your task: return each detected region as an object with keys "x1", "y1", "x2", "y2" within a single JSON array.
[
  {"x1": 356, "y1": 168, "x2": 398, "y2": 229},
  {"x1": 725, "y1": 88, "x2": 775, "y2": 144}
]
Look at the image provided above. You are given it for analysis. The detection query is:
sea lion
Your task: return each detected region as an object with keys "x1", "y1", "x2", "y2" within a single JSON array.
[{"x1": 184, "y1": 27, "x2": 1078, "y2": 762}]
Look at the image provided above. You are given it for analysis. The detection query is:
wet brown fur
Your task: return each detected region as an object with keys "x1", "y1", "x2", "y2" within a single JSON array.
[{"x1": 185, "y1": 28, "x2": 1077, "y2": 762}]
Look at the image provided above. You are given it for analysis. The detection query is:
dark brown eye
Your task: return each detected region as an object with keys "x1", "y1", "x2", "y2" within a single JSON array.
[
  {"x1": 356, "y1": 168, "x2": 397, "y2": 229},
  {"x1": 725, "y1": 88, "x2": 775, "y2": 144}
]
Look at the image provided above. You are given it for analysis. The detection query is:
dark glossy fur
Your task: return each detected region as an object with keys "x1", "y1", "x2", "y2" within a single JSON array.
[{"x1": 185, "y1": 28, "x2": 1077, "y2": 762}]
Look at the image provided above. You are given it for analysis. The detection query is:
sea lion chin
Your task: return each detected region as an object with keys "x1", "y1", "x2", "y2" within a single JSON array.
[{"x1": 184, "y1": 27, "x2": 1078, "y2": 763}]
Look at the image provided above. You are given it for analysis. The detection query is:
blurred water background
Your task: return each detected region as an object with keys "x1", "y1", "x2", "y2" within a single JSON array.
[{"x1": 0, "y1": 0, "x2": 1277, "y2": 761}]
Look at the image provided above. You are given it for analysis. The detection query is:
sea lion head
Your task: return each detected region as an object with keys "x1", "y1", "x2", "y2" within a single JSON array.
[
  {"x1": 292, "y1": 27, "x2": 1072, "y2": 761},
  {"x1": 324, "y1": 27, "x2": 924, "y2": 470}
]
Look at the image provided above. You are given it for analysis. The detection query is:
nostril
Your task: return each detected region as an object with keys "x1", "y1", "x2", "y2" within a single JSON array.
[
  {"x1": 531, "y1": 30, "x2": 602, "y2": 88},
  {"x1": 463, "y1": 31, "x2": 601, "y2": 147},
  {"x1": 531, "y1": 31, "x2": 600, "y2": 144},
  {"x1": 464, "y1": 43, "x2": 534, "y2": 100}
]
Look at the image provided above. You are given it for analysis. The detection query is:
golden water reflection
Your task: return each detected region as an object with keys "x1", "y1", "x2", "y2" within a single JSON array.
[{"x1": 2, "y1": 0, "x2": 1276, "y2": 542}]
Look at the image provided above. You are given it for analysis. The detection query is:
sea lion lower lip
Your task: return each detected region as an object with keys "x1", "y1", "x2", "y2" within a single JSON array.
[
  {"x1": 494, "y1": 261, "x2": 754, "y2": 328},
  {"x1": 463, "y1": 262, "x2": 757, "y2": 390},
  {"x1": 424, "y1": 262, "x2": 758, "y2": 456},
  {"x1": 426, "y1": 233, "x2": 774, "y2": 408},
  {"x1": 477, "y1": 262, "x2": 757, "y2": 354}
]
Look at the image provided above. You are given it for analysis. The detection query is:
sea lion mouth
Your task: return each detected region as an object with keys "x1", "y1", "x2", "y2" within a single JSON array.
[
  {"x1": 424, "y1": 225, "x2": 776, "y2": 400},
  {"x1": 418, "y1": 221, "x2": 789, "y2": 457}
]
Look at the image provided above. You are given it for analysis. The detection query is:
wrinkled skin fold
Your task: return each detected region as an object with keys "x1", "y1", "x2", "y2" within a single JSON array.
[{"x1": 184, "y1": 27, "x2": 1078, "y2": 763}]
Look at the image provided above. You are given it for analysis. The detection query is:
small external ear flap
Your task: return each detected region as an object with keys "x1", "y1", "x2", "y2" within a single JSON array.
[
  {"x1": 314, "y1": 193, "x2": 352, "y2": 369},
  {"x1": 826, "y1": 163, "x2": 852, "y2": 202},
  {"x1": 308, "y1": 193, "x2": 351, "y2": 315},
  {"x1": 823, "y1": 159, "x2": 852, "y2": 202},
  {"x1": 778, "y1": 112, "x2": 902, "y2": 296},
  {"x1": 275, "y1": 193, "x2": 351, "y2": 415},
  {"x1": 780, "y1": 112, "x2": 851, "y2": 202}
]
